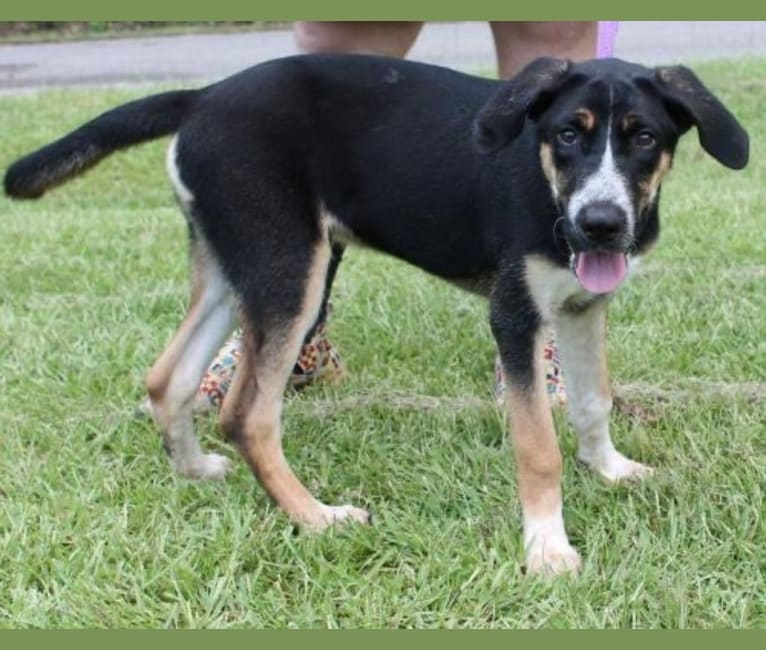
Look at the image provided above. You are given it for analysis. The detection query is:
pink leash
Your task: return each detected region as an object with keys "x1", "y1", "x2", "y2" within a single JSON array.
[{"x1": 597, "y1": 21, "x2": 619, "y2": 58}]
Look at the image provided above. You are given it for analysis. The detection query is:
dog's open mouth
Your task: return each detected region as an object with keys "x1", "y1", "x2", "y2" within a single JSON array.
[{"x1": 574, "y1": 251, "x2": 628, "y2": 294}]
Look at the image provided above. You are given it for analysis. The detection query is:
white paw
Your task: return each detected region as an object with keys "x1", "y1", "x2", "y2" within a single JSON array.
[
  {"x1": 176, "y1": 453, "x2": 233, "y2": 481},
  {"x1": 525, "y1": 534, "x2": 582, "y2": 576},
  {"x1": 329, "y1": 504, "x2": 373, "y2": 524},
  {"x1": 580, "y1": 449, "x2": 654, "y2": 483},
  {"x1": 135, "y1": 397, "x2": 153, "y2": 418},
  {"x1": 303, "y1": 504, "x2": 372, "y2": 532}
]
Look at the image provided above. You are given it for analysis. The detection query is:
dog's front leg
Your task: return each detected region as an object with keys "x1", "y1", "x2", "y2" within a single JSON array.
[
  {"x1": 491, "y1": 289, "x2": 581, "y2": 576},
  {"x1": 555, "y1": 301, "x2": 654, "y2": 482}
]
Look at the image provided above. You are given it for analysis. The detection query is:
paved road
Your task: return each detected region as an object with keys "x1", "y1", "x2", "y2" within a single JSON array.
[{"x1": 1, "y1": 21, "x2": 765, "y2": 93}]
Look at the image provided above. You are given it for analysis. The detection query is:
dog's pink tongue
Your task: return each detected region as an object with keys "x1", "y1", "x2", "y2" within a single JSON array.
[{"x1": 575, "y1": 252, "x2": 628, "y2": 294}]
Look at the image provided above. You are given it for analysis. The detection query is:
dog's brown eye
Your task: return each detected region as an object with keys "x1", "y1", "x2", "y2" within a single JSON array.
[
  {"x1": 557, "y1": 129, "x2": 578, "y2": 146},
  {"x1": 635, "y1": 130, "x2": 656, "y2": 148}
]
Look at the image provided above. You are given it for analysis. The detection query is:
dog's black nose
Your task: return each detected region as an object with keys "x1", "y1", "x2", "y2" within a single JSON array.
[{"x1": 577, "y1": 202, "x2": 626, "y2": 242}]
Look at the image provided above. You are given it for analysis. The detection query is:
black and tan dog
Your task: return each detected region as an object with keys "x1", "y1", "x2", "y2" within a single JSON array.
[{"x1": 4, "y1": 55, "x2": 748, "y2": 575}]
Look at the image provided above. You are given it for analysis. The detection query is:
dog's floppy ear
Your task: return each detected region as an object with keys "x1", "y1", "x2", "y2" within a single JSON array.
[
  {"x1": 474, "y1": 57, "x2": 571, "y2": 153},
  {"x1": 652, "y1": 65, "x2": 749, "y2": 169}
]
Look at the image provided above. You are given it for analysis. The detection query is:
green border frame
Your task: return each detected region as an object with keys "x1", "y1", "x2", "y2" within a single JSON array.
[
  {"x1": 2, "y1": 630, "x2": 766, "y2": 643},
  {"x1": 0, "y1": 1, "x2": 764, "y2": 20},
  {"x1": 2, "y1": 0, "x2": 765, "y2": 639}
]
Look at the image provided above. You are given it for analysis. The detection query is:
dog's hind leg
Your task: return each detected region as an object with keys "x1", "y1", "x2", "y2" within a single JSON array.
[
  {"x1": 146, "y1": 236, "x2": 236, "y2": 480},
  {"x1": 218, "y1": 230, "x2": 370, "y2": 531},
  {"x1": 555, "y1": 302, "x2": 654, "y2": 482}
]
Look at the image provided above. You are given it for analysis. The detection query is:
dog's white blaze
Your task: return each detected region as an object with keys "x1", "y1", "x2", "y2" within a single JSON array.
[
  {"x1": 567, "y1": 113, "x2": 635, "y2": 237},
  {"x1": 166, "y1": 136, "x2": 194, "y2": 207}
]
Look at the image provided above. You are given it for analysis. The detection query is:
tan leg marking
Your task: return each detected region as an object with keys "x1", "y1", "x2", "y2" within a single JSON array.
[
  {"x1": 147, "y1": 240, "x2": 236, "y2": 480},
  {"x1": 220, "y1": 237, "x2": 370, "y2": 530},
  {"x1": 146, "y1": 242, "x2": 210, "y2": 403},
  {"x1": 505, "y1": 332, "x2": 581, "y2": 576}
]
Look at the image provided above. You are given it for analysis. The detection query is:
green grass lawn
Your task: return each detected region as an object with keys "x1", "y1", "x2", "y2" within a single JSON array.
[{"x1": 0, "y1": 58, "x2": 764, "y2": 628}]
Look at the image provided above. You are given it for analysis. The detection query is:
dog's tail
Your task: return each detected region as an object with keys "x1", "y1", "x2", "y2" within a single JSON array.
[{"x1": 4, "y1": 89, "x2": 199, "y2": 199}]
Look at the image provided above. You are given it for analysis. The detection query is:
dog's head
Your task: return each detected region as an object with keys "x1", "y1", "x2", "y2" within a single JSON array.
[{"x1": 474, "y1": 57, "x2": 749, "y2": 294}]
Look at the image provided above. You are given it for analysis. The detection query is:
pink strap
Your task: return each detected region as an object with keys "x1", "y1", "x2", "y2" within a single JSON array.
[{"x1": 597, "y1": 21, "x2": 619, "y2": 58}]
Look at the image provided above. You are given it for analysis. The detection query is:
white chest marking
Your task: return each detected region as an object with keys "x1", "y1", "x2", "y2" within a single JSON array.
[{"x1": 524, "y1": 256, "x2": 587, "y2": 321}]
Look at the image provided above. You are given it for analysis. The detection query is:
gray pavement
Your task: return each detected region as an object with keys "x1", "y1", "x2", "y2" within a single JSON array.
[{"x1": 1, "y1": 21, "x2": 766, "y2": 93}]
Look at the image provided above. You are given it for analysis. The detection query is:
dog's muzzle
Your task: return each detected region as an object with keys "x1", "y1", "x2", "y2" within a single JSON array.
[{"x1": 568, "y1": 201, "x2": 630, "y2": 294}]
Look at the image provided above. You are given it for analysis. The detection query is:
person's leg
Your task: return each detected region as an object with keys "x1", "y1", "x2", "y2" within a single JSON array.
[
  {"x1": 489, "y1": 21, "x2": 598, "y2": 79},
  {"x1": 293, "y1": 21, "x2": 423, "y2": 57}
]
